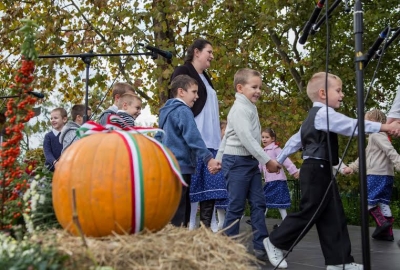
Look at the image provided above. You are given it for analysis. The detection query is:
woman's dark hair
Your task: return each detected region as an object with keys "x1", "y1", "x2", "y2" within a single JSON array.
[{"x1": 184, "y1": 38, "x2": 212, "y2": 63}]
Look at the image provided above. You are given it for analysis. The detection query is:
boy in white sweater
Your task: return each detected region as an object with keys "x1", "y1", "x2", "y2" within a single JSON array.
[{"x1": 216, "y1": 68, "x2": 281, "y2": 262}]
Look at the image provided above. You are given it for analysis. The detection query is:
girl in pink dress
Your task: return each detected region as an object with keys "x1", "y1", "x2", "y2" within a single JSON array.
[{"x1": 260, "y1": 128, "x2": 299, "y2": 220}]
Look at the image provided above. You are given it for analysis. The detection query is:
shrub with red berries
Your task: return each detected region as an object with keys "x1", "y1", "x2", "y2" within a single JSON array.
[{"x1": 0, "y1": 19, "x2": 39, "y2": 230}]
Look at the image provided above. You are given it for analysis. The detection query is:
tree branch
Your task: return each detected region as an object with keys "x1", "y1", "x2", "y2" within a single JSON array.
[
  {"x1": 69, "y1": 0, "x2": 108, "y2": 45},
  {"x1": 68, "y1": 1, "x2": 151, "y2": 101},
  {"x1": 291, "y1": 28, "x2": 304, "y2": 78},
  {"x1": 266, "y1": 27, "x2": 303, "y2": 92}
]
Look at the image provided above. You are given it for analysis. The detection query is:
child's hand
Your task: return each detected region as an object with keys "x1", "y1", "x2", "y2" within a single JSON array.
[
  {"x1": 207, "y1": 158, "x2": 221, "y2": 174},
  {"x1": 386, "y1": 117, "x2": 400, "y2": 125},
  {"x1": 342, "y1": 167, "x2": 353, "y2": 175},
  {"x1": 387, "y1": 120, "x2": 400, "y2": 136},
  {"x1": 293, "y1": 170, "x2": 300, "y2": 179},
  {"x1": 266, "y1": 160, "x2": 281, "y2": 174}
]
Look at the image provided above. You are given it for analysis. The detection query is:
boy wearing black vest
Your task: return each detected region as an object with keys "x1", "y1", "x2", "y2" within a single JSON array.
[{"x1": 263, "y1": 72, "x2": 400, "y2": 270}]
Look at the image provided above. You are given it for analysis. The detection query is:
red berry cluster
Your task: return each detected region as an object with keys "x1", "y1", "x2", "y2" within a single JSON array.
[{"x1": 0, "y1": 58, "x2": 37, "y2": 229}]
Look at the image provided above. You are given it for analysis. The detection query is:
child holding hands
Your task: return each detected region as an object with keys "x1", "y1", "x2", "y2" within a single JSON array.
[
  {"x1": 260, "y1": 128, "x2": 299, "y2": 221},
  {"x1": 343, "y1": 109, "x2": 400, "y2": 241},
  {"x1": 214, "y1": 120, "x2": 229, "y2": 231},
  {"x1": 216, "y1": 68, "x2": 281, "y2": 261},
  {"x1": 156, "y1": 74, "x2": 221, "y2": 227},
  {"x1": 264, "y1": 72, "x2": 400, "y2": 270}
]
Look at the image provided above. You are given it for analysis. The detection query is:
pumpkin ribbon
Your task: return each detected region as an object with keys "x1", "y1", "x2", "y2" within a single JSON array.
[{"x1": 76, "y1": 115, "x2": 187, "y2": 187}]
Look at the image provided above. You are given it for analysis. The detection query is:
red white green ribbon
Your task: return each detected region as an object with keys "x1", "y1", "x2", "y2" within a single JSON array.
[{"x1": 76, "y1": 115, "x2": 186, "y2": 233}]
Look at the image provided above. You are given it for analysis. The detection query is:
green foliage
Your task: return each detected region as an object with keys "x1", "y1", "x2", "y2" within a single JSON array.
[
  {"x1": 23, "y1": 170, "x2": 60, "y2": 232},
  {"x1": 18, "y1": 19, "x2": 39, "y2": 60},
  {"x1": 25, "y1": 148, "x2": 46, "y2": 166},
  {"x1": 0, "y1": 233, "x2": 69, "y2": 270}
]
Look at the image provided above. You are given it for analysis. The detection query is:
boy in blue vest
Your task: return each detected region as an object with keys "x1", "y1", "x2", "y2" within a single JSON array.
[
  {"x1": 264, "y1": 72, "x2": 400, "y2": 269},
  {"x1": 156, "y1": 74, "x2": 221, "y2": 227}
]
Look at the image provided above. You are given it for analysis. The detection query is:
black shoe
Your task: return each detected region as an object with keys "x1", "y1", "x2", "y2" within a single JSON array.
[
  {"x1": 372, "y1": 234, "x2": 394, "y2": 241},
  {"x1": 199, "y1": 200, "x2": 215, "y2": 228},
  {"x1": 253, "y1": 249, "x2": 268, "y2": 261},
  {"x1": 246, "y1": 219, "x2": 252, "y2": 225}
]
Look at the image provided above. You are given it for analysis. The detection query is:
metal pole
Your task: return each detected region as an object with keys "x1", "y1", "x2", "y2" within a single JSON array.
[{"x1": 354, "y1": 1, "x2": 371, "y2": 269}]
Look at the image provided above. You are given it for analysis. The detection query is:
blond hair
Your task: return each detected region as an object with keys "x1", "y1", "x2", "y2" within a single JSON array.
[
  {"x1": 118, "y1": 93, "x2": 141, "y2": 109},
  {"x1": 306, "y1": 72, "x2": 342, "y2": 102},
  {"x1": 365, "y1": 109, "x2": 386, "y2": 124},
  {"x1": 51, "y1": 107, "x2": 67, "y2": 118},
  {"x1": 112, "y1": 82, "x2": 135, "y2": 100},
  {"x1": 233, "y1": 68, "x2": 261, "y2": 91}
]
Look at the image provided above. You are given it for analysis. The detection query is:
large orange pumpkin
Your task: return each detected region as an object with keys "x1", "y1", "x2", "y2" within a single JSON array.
[{"x1": 52, "y1": 130, "x2": 182, "y2": 237}]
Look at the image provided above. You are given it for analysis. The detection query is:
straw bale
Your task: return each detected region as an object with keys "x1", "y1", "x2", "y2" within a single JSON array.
[{"x1": 36, "y1": 224, "x2": 262, "y2": 269}]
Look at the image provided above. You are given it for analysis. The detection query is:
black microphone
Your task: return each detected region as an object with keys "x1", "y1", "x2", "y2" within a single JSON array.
[
  {"x1": 310, "y1": 0, "x2": 341, "y2": 36},
  {"x1": 375, "y1": 27, "x2": 400, "y2": 59},
  {"x1": 364, "y1": 26, "x2": 389, "y2": 67},
  {"x1": 299, "y1": 0, "x2": 326, "y2": 45},
  {"x1": 28, "y1": 91, "x2": 45, "y2": 99},
  {"x1": 138, "y1": 43, "x2": 173, "y2": 60}
]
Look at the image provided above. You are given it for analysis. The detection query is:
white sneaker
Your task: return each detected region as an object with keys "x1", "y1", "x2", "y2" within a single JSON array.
[
  {"x1": 217, "y1": 222, "x2": 224, "y2": 231},
  {"x1": 263, "y1": 237, "x2": 288, "y2": 269},
  {"x1": 326, "y1": 262, "x2": 363, "y2": 270},
  {"x1": 211, "y1": 222, "x2": 218, "y2": 232}
]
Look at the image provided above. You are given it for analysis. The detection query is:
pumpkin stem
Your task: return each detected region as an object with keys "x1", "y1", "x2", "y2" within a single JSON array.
[{"x1": 72, "y1": 188, "x2": 88, "y2": 248}]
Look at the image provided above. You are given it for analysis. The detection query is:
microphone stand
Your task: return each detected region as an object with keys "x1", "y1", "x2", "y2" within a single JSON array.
[
  {"x1": 354, "y1": 1, "x2": 371, "y2": 269},
  {"x1": 38, "y1": 50, "x2": 156, "y2": 123}
]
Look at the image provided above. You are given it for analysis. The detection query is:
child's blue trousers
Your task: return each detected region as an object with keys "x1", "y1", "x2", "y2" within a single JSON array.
[{"x1": 222, "y1": 154, "x2": 269, "y2": 251}]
